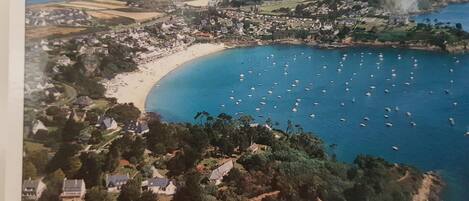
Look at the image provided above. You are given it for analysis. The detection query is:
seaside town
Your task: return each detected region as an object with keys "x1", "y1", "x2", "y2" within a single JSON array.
[{"x1": 22, "y1": 0, "x2": 469, "y2": 201}]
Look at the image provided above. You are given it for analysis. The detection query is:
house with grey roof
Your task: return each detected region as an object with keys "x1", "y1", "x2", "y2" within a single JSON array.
[
  {"x1": 123, "y1": 120, "x2": 149, "y2": 135},
  {"x1": 142, "y1": 178, "x2": 177, "y2": 195},
  {"x1": 105, "y1": 173, "x2": 129, "y2": 193},
  {"x1": 60, "y1": 179, "x2": 86, "y2": 201},
  {"x1": 96, "y1": 116, "x2": 118, "y2": 130},
  {"x1": 22, "y1": 179, "x2": 47, "y2": 201},
  {"x1": 209, "y1": 160, "x2": 234, "y2": 185}
]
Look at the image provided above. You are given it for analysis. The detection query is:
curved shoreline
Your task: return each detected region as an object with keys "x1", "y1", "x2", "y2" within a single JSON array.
[{"x1": 103, "y1": 43, "x2": 227, "y2": 111}]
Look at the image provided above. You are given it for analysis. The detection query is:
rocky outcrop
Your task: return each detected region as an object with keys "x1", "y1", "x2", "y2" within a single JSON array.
[{"x1": 412, "y1": 172, "x2": 444, "y2": 201}]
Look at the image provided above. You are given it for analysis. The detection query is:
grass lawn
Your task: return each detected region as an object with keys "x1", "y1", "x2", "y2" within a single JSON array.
[
  {"x1": 198, "y1": 157, "x2": 220, "y2": 171},
  {"x1": 24, "y1": 141, "x2": 51, "y2": 153},
  {"x1": 92, "y1": 128, "x2": 121, "y2": 149},
  {"x1": 258, "y1": 0, "x2": 312, "y2": 15},
  {"x1": 91, "y1": 98, "x2": 110, "y2": 111}
]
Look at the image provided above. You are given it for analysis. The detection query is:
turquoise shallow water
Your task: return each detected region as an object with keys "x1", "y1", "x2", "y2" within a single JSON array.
[
  {"x1": 413, "y1": 3, "x2": 469, "y2": 31},
  {"x1": 147, "y1": 45, "x2": 469, "y2": 200}
]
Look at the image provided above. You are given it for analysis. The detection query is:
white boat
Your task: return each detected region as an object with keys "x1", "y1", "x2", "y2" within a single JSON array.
[
  {"x1": 340, "y1": 118, "x2": 346, "y2": 122},
  {"x1": 365, "y1": 92, "x2": 371, "y2": 96},
  {"x1": 292, "y1": 108, "x2": 298, "y2": 112},
  {"x1": 267, "y1": 90, "x2": 273, "y2": 94},
  {"x1": 385, "y1": 107, "x2": 391, "y2": 112},
  {"x1": 406, "y1": 112, "x2": 412, "y2": 117},
  {"x1": 360, "y1": 123, "x2": 367, "y2": 127},
  {"x1": 363, "y1": 117, "x2": 370, "y2": 121},
  {"x1": 309, "y1": 114, "x2": 316, "y2": 118},
  {"x1": 449, "y1": 118, "x2": 455, "y2": 126},
  {"x1": 385, "y1": 123, "x2": 393, "y2": 127},
  {"x1": 392, "y1": 146, "x2": 399, "y2": 151},
  {"x1": 410, "y1": 122, "x2": 417, "y2": 127}
]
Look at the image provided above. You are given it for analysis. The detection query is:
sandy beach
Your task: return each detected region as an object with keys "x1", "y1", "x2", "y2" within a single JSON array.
[{"x1": 103, "y1": 43, "x2": 226, "y2": 111}]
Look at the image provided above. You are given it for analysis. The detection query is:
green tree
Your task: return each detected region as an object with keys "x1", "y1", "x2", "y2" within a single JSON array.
[
  {"x1": 45, "y1": 169, "x2": 66, "y2": 192},
  {"x1": 23, "y1": 160, "x2": 38, "y2": 179},
  {"x1": 85, "y1": 187, "x2": 113, "y2": 201},
  {"x1": 106, "y1": 103, "x2": 141, "y2": 123},
  {"x1": 139, "y1": 190, "x2": 158, "y2": 201},
  {"x1": 89, "y1": 129, "x2": 104, "y2": 145},
  {"x1": 174, "y1": 172, "x2": 203, "y2": 201},
  {"x1": 77, "y1": 152, "x2": 104, "y2": 188},
  {"x1": 62, "y1": 114, "x2": 84, "y2": 142},
  {"x1": 118, "y1": 179, "x2": 142, "y2": 201},
  {"x1": 63, "y1": 156, "x2": 82, "y2": 178},
  {"x1": 46, "y1": 144, "x2": 81, "y2": 173},
  {"x1": 104, "y1": 146, "x2": 120, "y2": 172},
  {"x1": 25, "y1": 150, "x2": 49, "y2": 174}
]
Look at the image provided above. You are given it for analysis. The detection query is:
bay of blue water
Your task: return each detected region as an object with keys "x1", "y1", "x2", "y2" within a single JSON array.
[
  {"x1": 146, "y1": 45, "x2": 469, "y2": 200},
  {"x1": 26, "y1": 0, "x2": 62, "y2": 5},
  {"x1": 413, "y1": 3, "x2": 469, "y2": 31}
]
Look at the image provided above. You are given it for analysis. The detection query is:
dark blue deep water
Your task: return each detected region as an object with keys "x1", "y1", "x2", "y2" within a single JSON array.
[
  {"x1": 413, "y1": 3, "x2": 469, "y2": 31},
  {"x1": 146, "y1": 45, "x2": 469, "y2": 200}
]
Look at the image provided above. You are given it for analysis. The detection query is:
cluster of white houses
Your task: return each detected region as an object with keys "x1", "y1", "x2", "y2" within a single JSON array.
[
  {"x1": 22, "y1": 158, "x2": 243, "y2": 201},
  {"x1": 22, "y1": 175, "x2": 177, "y2": 201},
  {"x1": 25, "y1": 8, "x2": 92, "y2": 27}
]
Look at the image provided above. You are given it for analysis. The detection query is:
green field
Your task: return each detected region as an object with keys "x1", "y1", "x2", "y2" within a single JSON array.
[{"x1": 257, "y1": 0, "x2": 312, "y2": 15}]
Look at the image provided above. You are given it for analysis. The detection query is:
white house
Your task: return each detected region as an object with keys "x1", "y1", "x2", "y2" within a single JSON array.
[
  {"x1": 60, "y1": 179, "x2": 86, "y2": 201},
  {"x1": 22, "y1": 179, "x2": 47, "y2": 201}
]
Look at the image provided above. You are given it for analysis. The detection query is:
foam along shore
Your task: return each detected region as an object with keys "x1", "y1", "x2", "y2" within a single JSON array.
[{"x1": 103, "y1": 43, "x2": 226, "y2": 111}]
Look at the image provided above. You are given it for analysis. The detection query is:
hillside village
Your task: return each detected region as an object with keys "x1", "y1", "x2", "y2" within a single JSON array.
[{"x1": 22, "y1": 0, "x2": 463, "y2": 200}]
